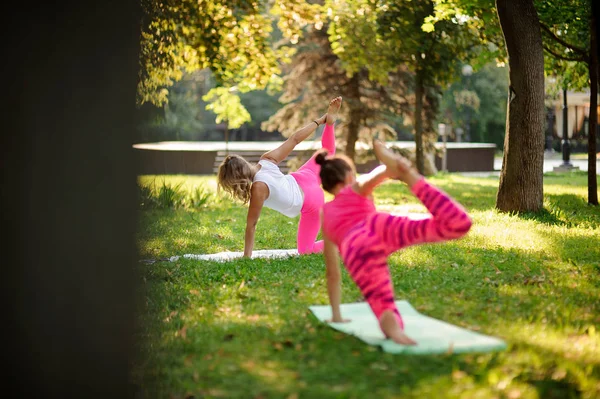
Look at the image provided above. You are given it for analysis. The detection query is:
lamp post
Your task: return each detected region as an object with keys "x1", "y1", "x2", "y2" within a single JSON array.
[
  {"x1": 455, "y1": 127, "x2": 463, "y2": 143},
  {"x1": 561, "y1": 88, "x2": 572, "y2": 167},
  {"x1": 462, "y1": 64, "x2": 474, "y2": 142},
  {"x1": 438, "y1": 123, "x2": 447, "y2": 172},
  {"x1": 553, "y1": 88, "x2": 579, "y2": 172}
]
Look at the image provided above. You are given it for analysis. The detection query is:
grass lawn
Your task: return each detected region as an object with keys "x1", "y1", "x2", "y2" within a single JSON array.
[{"x1": 133, "y1": 172, "x2": 600, "y2": 399}]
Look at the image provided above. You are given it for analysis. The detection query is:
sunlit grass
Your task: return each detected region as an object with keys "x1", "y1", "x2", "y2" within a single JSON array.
[{"x1": 134, "y1": 172, "x2": 600, "y2": 399}]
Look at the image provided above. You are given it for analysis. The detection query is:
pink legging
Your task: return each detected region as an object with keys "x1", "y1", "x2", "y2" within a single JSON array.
[
  {"x1": 338, "y1": 181, "x2": 472, "y2": 330},
  {"x1": 290, "y1": 123, "x2": 336, "y2": 254}
]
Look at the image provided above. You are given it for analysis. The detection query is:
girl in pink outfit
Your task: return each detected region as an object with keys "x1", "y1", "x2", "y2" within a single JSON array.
[
  {"x1": 217, "y1": 97, "x2": 342, "y2": 257},
  {"x1": 316, "y1": 141, "x2": 472, "y2": 345}
]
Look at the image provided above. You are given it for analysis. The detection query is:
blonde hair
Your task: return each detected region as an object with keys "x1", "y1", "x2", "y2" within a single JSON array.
[{"x1": 217, "y1": 155, "x2": 257, "y2": 204}]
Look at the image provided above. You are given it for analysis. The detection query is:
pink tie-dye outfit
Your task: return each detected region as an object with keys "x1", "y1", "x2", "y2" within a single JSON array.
[{"x1": 322, "y1": 179, "x2": 472, "y2": 329}]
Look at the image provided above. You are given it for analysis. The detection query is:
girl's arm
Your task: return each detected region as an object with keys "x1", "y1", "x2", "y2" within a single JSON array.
[
  {"x1": 354, "y1": 165, "x2": 393, "y2": 197},
  {"x1": 355, "y1": 164, "x2": 423, "y2": 198},
  {"x1": 243, "y1": 183, "x2": 269, "y2": 257},
  {"x1": 260, "y1": 115, "x2": 326, "y2": 164},
  {"x1": 324, "y1": 234, "x2": 349, "y2": 322}
]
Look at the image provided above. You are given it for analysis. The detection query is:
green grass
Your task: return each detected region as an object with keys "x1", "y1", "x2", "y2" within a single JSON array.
[{"x1": 133, "y1": 172, "x2": 600, "y2": 399}]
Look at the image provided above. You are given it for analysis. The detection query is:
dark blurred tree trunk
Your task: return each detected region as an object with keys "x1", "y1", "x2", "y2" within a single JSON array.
[
  {"x1": 495, "y1": 0, "x2": 546, "y2": 212},
  {"x1": 588, "y1": 2, "x2": 599, "y2": 205},
  {"x1": 2, "y1": 1, "x2": 141, "y2": 397}
]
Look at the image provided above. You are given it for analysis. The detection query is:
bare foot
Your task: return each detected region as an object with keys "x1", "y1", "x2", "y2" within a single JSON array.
[
  {"x1": 373, "y1": 140, "x2": 411, "y2": 177},
  {"x1": 325, "y1": 96, "x2": 342, "y2": 125},
  {"x1": 380, "y1": 311, "x2": 417, "y2": 346}
]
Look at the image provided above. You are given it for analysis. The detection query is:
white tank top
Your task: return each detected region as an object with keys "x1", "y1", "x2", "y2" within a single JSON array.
[{"x1": 254, "y1": 160, "x2": 303, "y2": 217}]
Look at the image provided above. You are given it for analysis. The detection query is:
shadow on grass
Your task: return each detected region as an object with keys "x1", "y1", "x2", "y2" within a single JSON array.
[
  {"x1": 388, "y1": 226, "x2": 599, "y2": 326},
  {"x1": 135, "y1": 238, "x2": 600, "y2": 398},
  {"x1": 136, "y1": 206, "x2": 300, "y2": 259},
  {"x1": 518, "y1": 193, "x2": 600, "y2": 229}
]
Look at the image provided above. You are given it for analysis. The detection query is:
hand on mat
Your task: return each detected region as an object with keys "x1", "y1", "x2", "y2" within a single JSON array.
[{"x1": 328, "y1": 317, "x2": 351, "y2": 323}]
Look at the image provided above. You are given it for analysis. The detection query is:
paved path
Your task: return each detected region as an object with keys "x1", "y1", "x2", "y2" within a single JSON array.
[
  {"x1": 461, "y1": 155, "x2": 599, "y2": 177},
  {"x1": 494, "y1": 157, "x2": 599, "y2": 174}
]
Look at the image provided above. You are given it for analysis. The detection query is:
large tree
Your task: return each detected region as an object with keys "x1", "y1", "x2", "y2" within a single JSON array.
[
  {"x1": 494, "y1": 0, "x2": 546, "y2": 212},
  {"x1": 429, "y1": 0, "x2": 546, "y2": 212}
]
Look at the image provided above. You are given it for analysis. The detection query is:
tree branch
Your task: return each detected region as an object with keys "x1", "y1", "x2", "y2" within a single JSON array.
[
  {"x1": 543, "y1": 44, "x2": 588, "y2": 63},
  {"x1": 540, "y1": 22, "x2": 588, "y2": 57}
]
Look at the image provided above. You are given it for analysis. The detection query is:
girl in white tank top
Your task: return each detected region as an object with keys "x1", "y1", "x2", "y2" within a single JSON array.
[{"x1": 217, "y1": 97, "x2": 342, "y2": 257}]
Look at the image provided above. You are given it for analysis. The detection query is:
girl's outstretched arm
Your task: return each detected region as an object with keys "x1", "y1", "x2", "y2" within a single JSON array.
[
  {"x1": 260, "y1": 115, "x2": 326, "y2": 165},
  {"x1": 324, "y1": 235, "x2": 349, "y2": 323},
  {"x1": 354, "y1": 165, "x2": 394, "y2": 197},
  {"x1": 243, "y1": 182, "x2": 268, "y2": 257}
]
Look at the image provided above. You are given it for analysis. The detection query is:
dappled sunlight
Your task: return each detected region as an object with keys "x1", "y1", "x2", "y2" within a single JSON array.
[
  {"x1": 466, "y1": 210, "x2": 599, "y2": 261},
  {"x1": 501, "y1": 319, "x2": 600, "y2": 366},
  {"x1": 471, "y1": 217, "x2": 550, "y2": 253},
  {"x1": 136, "y1": 174, "x2": 600, "y2": 397},
  {"x1": 392, "y1": 246, "x2": 439, "y2": 269}
]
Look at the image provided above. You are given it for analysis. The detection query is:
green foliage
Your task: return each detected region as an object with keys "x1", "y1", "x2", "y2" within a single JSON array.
[
  {"x1": 203, "y1": 87, "x2": 252, "y2": 129},
  {"x1": 133, "y1": 173, "x2": 600, "y2": 398},
  {"x1": 322, "y1": 0, "x2": 490, "y2": 173},
  {"x1": 536, "y1": 0, "x2": 591, "y2": 91},
  {"x1": 325, "y1": 0, "x2": 485, "y2": 86},
  {"x1": 440, "y1": 63, "x2": 508, "y2": 146},
  {"x1": 425, "y1": 0, "x2": 505, "y2": 67},
  {"x1": 138, "y1": 0, "x2": 319, "y2": 108},
  {"x1": 136, "y1": 68, "x2": 285, "y2": 142},
  {"x1": 325, "y1": 0, "x2": 398, "y2": 83}
]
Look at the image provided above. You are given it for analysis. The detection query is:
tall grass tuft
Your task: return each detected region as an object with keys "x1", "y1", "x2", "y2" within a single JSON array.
[
  {"x1": 138, "y1": 179, "x2": 215, "y2": 210},
  {"x1": 185, "y1": 185, "x2": 213, "y2": 209},
  {"x1": 156, "y1": 180, "x2": 185, "y2": 208}
]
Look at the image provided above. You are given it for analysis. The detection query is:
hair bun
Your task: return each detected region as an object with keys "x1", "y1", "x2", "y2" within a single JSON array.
[{"x1": 315, "y1": 151, "x2": 329, "y2": 166}]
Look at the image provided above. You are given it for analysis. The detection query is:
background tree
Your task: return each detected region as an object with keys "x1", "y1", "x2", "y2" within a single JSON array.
[
  {"x1": 439, "y1": 62, "x2": 508, "y2": 148},
  {"x1": 325, "y1": 0, "x2": 483, "y2": 174},
  {"x1": 536, "y1": 0, "x2": 598, "y2": 205},
  {"x1": 262, "y1": 24, "x2": 414, "y2": 165}
]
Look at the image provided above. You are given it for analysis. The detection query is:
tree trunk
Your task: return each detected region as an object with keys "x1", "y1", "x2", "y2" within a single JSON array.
[
  {"x1": 225, "y1": 125, "x2": 230, "y2": 155},
  {"x1": 3, "y1": 1, "x2": 140, "y2": 396},
  {"x1": 345, "y1": 74, "x2": 361, "y2": 162},
  {"x1": 495, "y1": 0, "x2": 546, "y2": 212},
  {"x1": 414, "y1": 70, "x2": 425, "y2": 174},
  {"x1": 588, "y1": 3, "x2": 599, "y2": 205}
]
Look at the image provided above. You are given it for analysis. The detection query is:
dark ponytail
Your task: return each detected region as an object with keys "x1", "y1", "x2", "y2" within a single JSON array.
[
  {"x1": 315, "y1": 150, "x2": 355, "y2": 194},
  {"x1": 315, "y1": 150, "x2": 329, "y2": 166}
]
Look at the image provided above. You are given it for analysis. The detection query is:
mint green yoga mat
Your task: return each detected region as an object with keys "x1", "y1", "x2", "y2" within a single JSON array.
[{"x1": 309, "y1": 300, "x2": 507, "y2": 355}]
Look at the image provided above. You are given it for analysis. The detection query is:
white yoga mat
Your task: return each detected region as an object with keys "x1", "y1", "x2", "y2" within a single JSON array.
[
  {"x1": 169, "y1": 249, "x2": 299, "y2": 262},
  {"x1": 310, "y1": 301, "x2": 507, "y2": 355}
]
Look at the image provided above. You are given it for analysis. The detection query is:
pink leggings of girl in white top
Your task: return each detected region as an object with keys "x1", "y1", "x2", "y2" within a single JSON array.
[{"x1": 290, "y1": 123, "x2": 336, "y2": 254}]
